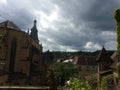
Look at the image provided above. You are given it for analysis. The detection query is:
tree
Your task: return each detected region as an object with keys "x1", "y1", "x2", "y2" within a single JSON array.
[{"x1": 53, "y1": 62, "x2": 79, "y2": 86}]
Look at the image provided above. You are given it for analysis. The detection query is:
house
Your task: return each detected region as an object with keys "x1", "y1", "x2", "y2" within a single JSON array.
[
  {"x1": 96, "y1": 47, "x2": 118, "y2": 89},
  {"x1": 0, "y1": 20, "x2": 45, "y2": 85},
  {"x1": 73, "y1": 55, "x2": 97, "y2": 78},
  {"x1": 96, "y1": 47, "x2": 113, "y2": 76}
]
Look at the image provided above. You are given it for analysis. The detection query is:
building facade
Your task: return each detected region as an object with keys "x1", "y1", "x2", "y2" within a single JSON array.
[
  {"x1": 73, "y1": 55, "x2": 97, "y2": 79},
  {"x1": 0, "y1": 20, "x2": 45, "y2": 85}
]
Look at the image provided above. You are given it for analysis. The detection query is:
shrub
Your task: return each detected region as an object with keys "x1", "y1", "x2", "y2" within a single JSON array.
[{"x1": 68, "y1": 77, "x2": 93, "y2": 90}]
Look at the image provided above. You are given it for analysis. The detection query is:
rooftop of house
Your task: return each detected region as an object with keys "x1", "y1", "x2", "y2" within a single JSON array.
[
  {"x1": 73, "y1": 55, "x2": 97, "y2": 65},
  {"x1": 96, "y1": 47, "x2": 113, "y2": 63},
  {"x1": 0, "y1": 20, "x2": 21, "y2": 31},
  {"x1": 110, "y1": 51, "x2": 118, "y2": 70}
]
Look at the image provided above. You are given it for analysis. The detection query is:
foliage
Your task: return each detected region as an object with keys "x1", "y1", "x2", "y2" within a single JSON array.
[
  {"x1": 52, "y1": 50, "x2": 114, "y2": 59},
  {"x1": 117, "y1": 63, "x2": 120, "y2": 79},
  {"x1": 100, "y1": 74, "x2": 113, "y2": 90},
  {"x1": 114, "y1": 8, "x2": 120, "y2": 22},
  {"x1": 53, "y1": 62, "x2": 79, "y2": 86},
  {"x1": 0, "y1": 30, "x2": 7, "y2": 47},
  {"x1": 68, "y1": 77, "x2": 93, "y2": 90},
  {"x1": 114, "y1": 8, "x2": 120, "y2": 54},
  {"x1": 87, "y1": 78, "x2": 98, "y2": 90}
]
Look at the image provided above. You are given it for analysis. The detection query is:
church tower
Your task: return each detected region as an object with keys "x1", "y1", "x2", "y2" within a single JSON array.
[{"x1": 30, "y1": 20, "x2": 39, "y2": 42}]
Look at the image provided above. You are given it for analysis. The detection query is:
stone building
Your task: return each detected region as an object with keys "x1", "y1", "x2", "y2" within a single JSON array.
[
  {"x1": 73, "y1": 55, "x2": 97, "y2": 79},
  {"x1": 0, "y1": 20, "x2": 45, "y2": 85},
  {"x1": 96, "y1": 47, "x2": 118, "y2": 90}
]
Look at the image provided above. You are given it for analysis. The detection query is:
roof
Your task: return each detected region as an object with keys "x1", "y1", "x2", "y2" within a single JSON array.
[
  {"x1": 30, "y1": 20, "x2": 39, "y2": 41},
  {"x1": 73, "y1": 56, "x2": 97, "y2": 65},
  {"x1": 99, "y1": 70, "x2": 113, "y2": 76},
  {"x1": 0, "y1": 20, "x2": 21, "y2": 31},
  {"x1": 110, "y1": 51, "x2": 118, "y2": 69},
  {"x1": 96, "y1": 47, "x2": 113, "y2": 63}
]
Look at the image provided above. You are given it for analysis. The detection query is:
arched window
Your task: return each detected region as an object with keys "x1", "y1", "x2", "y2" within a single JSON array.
[{"x1": 9, "y1": 39, "x2": 17, "y2": 78}]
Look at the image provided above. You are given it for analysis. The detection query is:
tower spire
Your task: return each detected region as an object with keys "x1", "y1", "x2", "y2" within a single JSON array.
[{"x1": 30, "y1": 20, "x2": 39, "y2": 42}]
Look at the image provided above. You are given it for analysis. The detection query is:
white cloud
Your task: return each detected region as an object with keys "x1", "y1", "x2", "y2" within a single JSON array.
[
  {"x1": 105, "y1": 41, "x2": 116, "y2": 50},
  {"x1": 84, "y1": 42, "x2": 101, "y2": 51},
  {"x1": 0, "y1": 0, "x2": 7, "y2": 4}
]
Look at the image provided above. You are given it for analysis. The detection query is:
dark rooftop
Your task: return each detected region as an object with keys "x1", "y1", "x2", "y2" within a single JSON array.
[
  {"x1": 73, "y1": 56, "x2": 97, "y2": 65},
  {"x1": 0, "y1": 20, "x2": 21, "y2": 31},
  {"x1": 96, "y1": 47, "x2": 113, "y2": 63}
]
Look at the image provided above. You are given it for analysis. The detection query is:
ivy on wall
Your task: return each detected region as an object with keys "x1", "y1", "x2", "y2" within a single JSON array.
[{"x1": 114, "y1": 8, "x2": 120, "y2": 54}]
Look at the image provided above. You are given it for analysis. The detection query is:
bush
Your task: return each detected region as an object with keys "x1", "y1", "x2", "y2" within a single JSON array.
[
  {"x1": 101, "y1": 74, "x2": 113, "y2": 90},
  {"x1": 53, "y1": 62, "x2": 79, "y2": 86},
  {"x1": 87, "y1": 78, "x2": 98, "y2": 90},
  {"x1": 117, "y1": 63, "x2": 120, "y2": 79},
  {"x1": 68, "y1": 77, "x2": 93, "y2": 90}
]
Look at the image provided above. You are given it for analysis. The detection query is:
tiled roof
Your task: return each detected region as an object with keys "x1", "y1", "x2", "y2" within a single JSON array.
[
  {"x1": 0, "y1": 20, "x2": 21, "y2": 31},
  {"x1": 73, "y1": 56, "x2": 97, "y2": 65}
]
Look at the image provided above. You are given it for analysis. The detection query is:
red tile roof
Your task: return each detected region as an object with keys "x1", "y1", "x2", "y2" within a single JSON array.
[{"x1": 73, "y1": 56, "x2": 97, "y2": 65}]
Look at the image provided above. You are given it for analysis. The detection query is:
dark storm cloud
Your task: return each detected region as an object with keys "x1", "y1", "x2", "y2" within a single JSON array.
[
  {"x1": 12, "y1": 9, "x2": 34, "y2": 30},
  {"x1": 0, "y1": 0, "x2": 119, "y2": 51},
  {"x1": 0, "y1": 1, "x2": 35, "y2": 31},
  {"x1": 82, "y1": 0, "x2": 119, "y2": 31},
  {"x1": 49, "y1": 0, "x2": 119, "y2": 51}
]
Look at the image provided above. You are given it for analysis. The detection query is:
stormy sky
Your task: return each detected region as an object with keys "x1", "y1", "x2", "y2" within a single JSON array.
[{"x1": 0, "y1": 0, "x2": 119, "y2": 52}]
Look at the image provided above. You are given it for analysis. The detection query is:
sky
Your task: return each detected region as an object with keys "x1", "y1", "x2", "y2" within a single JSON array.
[{"x1": 0, "y1": 0, "x2": 120, "y2": 52}]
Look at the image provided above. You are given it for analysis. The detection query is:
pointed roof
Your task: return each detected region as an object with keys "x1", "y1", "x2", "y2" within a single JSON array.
[
  {"x1": 110, "y1": 51, "x2": 118, "y2": 70},
  {"x1": 0, "y1": 20, "x2": 21, "y2": 30},
  {"x1": 30, "y1": 20, "x2": 39, "y2": 42},
  {"x1": 96, "y1": 47, "x2": 113, "y2": 63}
]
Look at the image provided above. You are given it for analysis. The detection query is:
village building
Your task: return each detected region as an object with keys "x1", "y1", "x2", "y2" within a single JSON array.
[
  {"x1": 0, "y1": 20, "x2": 46, "y2": 85},
  {"x1": 73, "y1": 55, "x2": 97, "y2": 79},
  {"x1": 96, "y1": 47, "x2": 118, "y2": 90}
]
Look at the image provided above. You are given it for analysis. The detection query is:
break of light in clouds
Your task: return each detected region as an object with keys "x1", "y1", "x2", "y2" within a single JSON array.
[{"x1": 0, "y1": 0, "x2": 119, "y2": 52}]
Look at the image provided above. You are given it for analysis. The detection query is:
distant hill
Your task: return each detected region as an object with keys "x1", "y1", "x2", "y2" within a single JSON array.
[{"x1": 51, "y1": 50, "x2": 115, "y2": 59}]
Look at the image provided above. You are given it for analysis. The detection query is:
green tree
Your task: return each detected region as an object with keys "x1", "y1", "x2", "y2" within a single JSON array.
[{"x1": 53, "y1": 62, "x2": 79, "y2": 86}]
